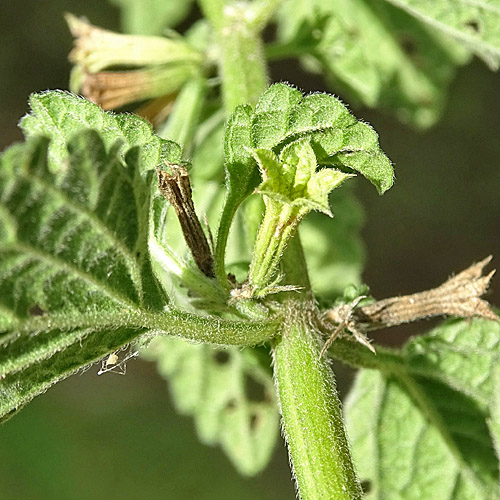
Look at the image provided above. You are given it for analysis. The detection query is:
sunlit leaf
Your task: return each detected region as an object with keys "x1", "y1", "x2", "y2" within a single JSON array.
[{"x1": 345, "y1": 318, "x2": 500, "y2": 499}]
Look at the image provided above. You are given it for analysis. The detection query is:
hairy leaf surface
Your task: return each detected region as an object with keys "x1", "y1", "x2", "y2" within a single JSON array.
[
  {"x1": 217, "y1": 84, "x2": 392, "y2": 276},
  {"x1": 345, "y1": 318, "x2": 500, "y2": 499},
  {"x1": 227, "y1": 83, "x2": 393, "y2": 196},
  {"x1": 0, "y1": 133, "x2": 161, "y2": 419},
  {"x1": 142, "y1": 336, "x2": 279, "y2": 476},
  {"x1": 0, "y1": 116, "x2": 275, "y2": 420},
  {"x1": 20, "y1": 90, "x2": 174, "y2": 176}
]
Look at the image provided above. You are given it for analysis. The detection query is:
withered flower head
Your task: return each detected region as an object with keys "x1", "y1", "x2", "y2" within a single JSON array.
[{"x1": 66, "y1": 14, "x2": 202, "y2": 111}]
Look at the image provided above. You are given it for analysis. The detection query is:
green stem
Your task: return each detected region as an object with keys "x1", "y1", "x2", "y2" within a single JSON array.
[
  {"x1": 214, "y1": 195, "x2": 238, "y2": 287},
  {"x1": 2, "y1": 308, "x2": 278, "y2": 351},
  {"x1": 199, "y1": 0, "x2": 269, "y2": 111},
  {"x1": 199, "y1": 2, "x2": 362, "y2": 496},
  {"x1": 200, "y1": 0, "x2": 271, "y2": 285},
  {"x1": 273, "y1": 313, "x2": 363, "y2": 499},
  {"x1": 272, "y1": 236, "x2": 362, "y2": 499},
  {"x1": 329, "y1": 338, "x2": 404, "y2": 372}
]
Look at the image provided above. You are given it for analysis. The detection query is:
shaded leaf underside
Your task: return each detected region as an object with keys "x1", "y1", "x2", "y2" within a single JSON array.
[{"x1": 143, "y1": 337, "x2": 279, "y2": 476}]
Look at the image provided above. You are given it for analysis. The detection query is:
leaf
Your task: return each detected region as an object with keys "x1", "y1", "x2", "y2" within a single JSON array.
[
  {"x1": 0, "y1": 132, "x2": 160, "y2": 419},
  {"x1": 345, "y1": 318, "x2": 500, "y2": 499},
  {"x1": 20, "y1": 90, "x2": 175, "y2": 175},
  {"x1": 276, "y1": 0, "x2": 470, "y2": 127},
  {"x1": 0, "y1": 129, "x2": 275, "y2": 421},
  {"x1": 251, "y1": 84, "x2": 394, "y2": 194},
  {"x1": 142, "y1": 336, "x2": 279, "y2": 476},
  {"x1": 223, "y1": 104, "x2": 260, "y2": 206},
  {"x1": 109, "y1": 0, "x2": 194, "y2": 35},
  {"x1": 384, "y1": 0, "x2": 500, "y2": 70}
]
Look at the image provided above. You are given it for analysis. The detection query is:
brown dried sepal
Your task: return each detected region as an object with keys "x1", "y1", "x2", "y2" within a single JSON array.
[
  {"x1": 157, "y1": 165, "x2": 215, "y2": 278},
  {"x1": 355, "y1": 256, "x2": 497, "y2": 327}
]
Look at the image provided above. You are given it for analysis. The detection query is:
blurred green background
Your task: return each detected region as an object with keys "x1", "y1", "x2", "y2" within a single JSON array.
[{"x1": 0, "y1": 1, "x2": 499, "y2": 498}]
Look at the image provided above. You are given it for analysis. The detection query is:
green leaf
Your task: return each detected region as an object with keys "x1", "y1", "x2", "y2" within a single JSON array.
[
  {"x1": 251, "y1": 84, "x2": 394, "y2": 194},
  {"x1": 0, "y1": 134, "x2": 157, "y2": 319},
  {"x1": 224, "y1": 104, "x2": 260, "y2": 204},
  {"x1": 0, "y1": 128, "x2": 276, "y2": 421},
  {"x1": 20, "y1": 90, "x2": 173, "y2": 175},
  {"x1": 345, "y1": 318, "x2": 500, "y2": 499},
  {"x1": 109, "y1": 0, "x2": 194, "y2": 35},
  {"x1": 142, "y1": 336, "x2": 279, "y2": 476},
  {"x1": 488, "y1": 363, "x2": 500, "y2": 469},
  {"x1": 0, "y1": 132, "x2": 159, "y2": 419},
  {"x1": 275, "y1": 0, "x2": 470, "y2": 127},
  {"x1": 384, "y1": 0, "x2": 500, "y2": 70}
]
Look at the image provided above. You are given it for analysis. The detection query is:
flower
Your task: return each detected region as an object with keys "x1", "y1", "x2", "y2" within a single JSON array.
[{"x1": 66, "y1": 14, "x2": 202, "y2": 111}]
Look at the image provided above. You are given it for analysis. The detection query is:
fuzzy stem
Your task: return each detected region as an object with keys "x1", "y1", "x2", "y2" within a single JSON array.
[
  {"x1": 273, "y1": 312, "x2": 363, "y2": 499},
  {"x1": 272, "y1": 237, "x2": 362, "y2": 498},
  {"x1": 199, "y1": 2, "x2": 362, "y2": 496}
]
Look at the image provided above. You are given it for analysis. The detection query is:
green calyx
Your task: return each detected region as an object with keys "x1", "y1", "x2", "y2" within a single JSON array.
[
  {"x1": 253, "y1": 138, "x2": 352, "y2": 216},
  {"x1": 247, "y1": 138, "x2": 352, "y2": 296}
]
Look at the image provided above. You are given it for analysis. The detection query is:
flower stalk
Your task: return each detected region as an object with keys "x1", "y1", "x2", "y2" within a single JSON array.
[{"x1": 248, "y1": 140, "x2": 352, "y2": 296}]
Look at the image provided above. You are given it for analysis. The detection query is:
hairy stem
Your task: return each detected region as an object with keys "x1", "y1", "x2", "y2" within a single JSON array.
[
  {"x1": 1, "y1": 308, "x2": 278, "y2": 350},
  {"x1": 199, "y1": 2, "x2": 362, "y2": 495},
  {"x1": 273, "y1": 311, "x2": 363, "y2": 499},
  {"x1": 273, "y1": 237, "x2": 362, "y2": 499}
]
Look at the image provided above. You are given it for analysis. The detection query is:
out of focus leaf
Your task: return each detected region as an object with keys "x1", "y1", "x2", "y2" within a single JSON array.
[
  {"x1": 109, "y1": 0, "x2": 194, "y2": 35},
  {"x1": 384, "y1": 0, "x2": 500, "y2": 70},
  {"x1": 276, "y1": 0, "x2": 470, "y2": 127},
  {"x1": 142, "y1": 336, "x2": 279, "y2": 476},
  {"x1": 300, "y1": 184, "x2": 365, "y2": 300}
]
